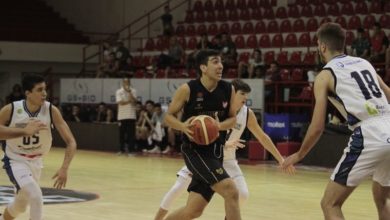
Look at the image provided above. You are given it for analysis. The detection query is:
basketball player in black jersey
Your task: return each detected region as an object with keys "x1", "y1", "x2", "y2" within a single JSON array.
[{"x1": 164, "y1": 49, "x2": 240, "y2": 220}]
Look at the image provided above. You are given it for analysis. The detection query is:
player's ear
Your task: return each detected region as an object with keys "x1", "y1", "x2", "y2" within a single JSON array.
[{"x1": 200, "y1": 64, "x2": 207, "y2": 73}]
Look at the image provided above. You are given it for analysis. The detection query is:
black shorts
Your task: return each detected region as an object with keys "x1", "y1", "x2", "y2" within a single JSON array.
[{"x1": 181, "y1": 142, "x2": 230, "y2": 202}]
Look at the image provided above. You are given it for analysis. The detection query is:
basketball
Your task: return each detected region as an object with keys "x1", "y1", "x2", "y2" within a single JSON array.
[{"x1": 190, "y1": 115, "x2": 219, "y2": 145}]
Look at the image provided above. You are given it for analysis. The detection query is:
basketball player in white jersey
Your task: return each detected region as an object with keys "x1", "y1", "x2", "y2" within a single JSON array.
[
  {"x1": 0, "y1": 120, "x2": 47, "y2": 140},
  {"x1": 0, "y1": 74, "x2": 77, "y2": 220},
  {"x1": 154, "y1": 79, "x2": 294, "y2": 220},
  {"x1": 283, "y1": 22, "x2": 390, "y2": 219}
]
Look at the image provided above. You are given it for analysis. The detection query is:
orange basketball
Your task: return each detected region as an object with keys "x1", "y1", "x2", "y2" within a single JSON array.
[{"x1": 190, "y1": 115, "x2": 219, "y2": 145}]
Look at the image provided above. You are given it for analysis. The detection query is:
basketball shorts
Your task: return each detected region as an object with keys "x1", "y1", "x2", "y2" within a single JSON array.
[
  {"x1": 2, "y1": 155, "x2": 42, "y2": 191},
  {"x1": 181, "y1": 142, "x2": 230, "y2": 202},
  {"x1": 331, "y1": 115, "x2": 390, "y2": 186}
]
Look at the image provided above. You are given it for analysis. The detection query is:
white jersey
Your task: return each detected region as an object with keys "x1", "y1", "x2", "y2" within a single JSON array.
[
  {"x1": 224, "y1": 105, "x2": 249, "y2": 161},
  {"x1": 324, "y1": 55, "x2": 390, "y2": 129},
  {"x1": 4, "y1": 100, "x2": 53, "y2": 160}
]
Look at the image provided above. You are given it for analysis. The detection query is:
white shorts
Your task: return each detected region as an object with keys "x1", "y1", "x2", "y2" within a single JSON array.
[
  {"x1": 3, "y1": 155, "x2": 42, "y2": 190},
  {"x1": 331, "y1": 116, "x2": 390, "y2": 186}
]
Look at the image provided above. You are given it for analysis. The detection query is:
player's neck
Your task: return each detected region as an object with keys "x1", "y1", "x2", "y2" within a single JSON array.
[
  {"x1": 200, "y1": 76, "x2": 218, "y2": 92},
  {"x1": 25, "y1": 100, "x2": 41, "y2": 113},
  {"x1": 326, "y1": 52, "x2": 345, "y2": 63}
]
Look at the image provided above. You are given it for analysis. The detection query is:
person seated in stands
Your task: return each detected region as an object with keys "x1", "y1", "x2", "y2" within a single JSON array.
[
  {"x1": 68, "y1": 105, "x2": 83, "y2": 122},
  {"x1": 264, "y1": 61, "x2": 281, "y2": 101},
  {"x1": 6, "y1": 84, "x2": 24, "y2": 104},
  {"x1": 136, "y1": 100, "x2": 155, "y2": 151},
  {"x1": 185, "y1": 33, "x2": 214, "y2": 76},
  {"x1": 220, "y1": 32, "x2": 237, "y2": 66},
  {"x1": 161, "y1": 5, "x2": 173, "y2": 36},
  {"x1": 350, "y1": 27, "x2": 370, "y2": 60},
  {"x1": 156, "y1": 36, "x2": 184, "y2": 77},
  {"x1": 94, "y1": 102, "x2": 108, "y2": 122},
  {"x1": 148, "y1": 103, "x2": 167, "y2": 154},
  {"x1": 104, "y1": 107, "x2": 116, "y2": 123},
  {"x1": 96, "y1": 52, "x2": 118, "y2": 78},
  {"x1": 369, "y1": 22, "x2": 389, "y2": 63},
  {"x1": 238, "y1": 48, "x2": 265, "y2": 78},
  {"x1": 118, "y1": 56, "x2": 136, "y2": 78}
]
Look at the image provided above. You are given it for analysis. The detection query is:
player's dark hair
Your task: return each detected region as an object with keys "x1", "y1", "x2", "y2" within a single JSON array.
[
  {"x1": 22, "y1": 74, "x2": 45, "y2": 92},
  {"x1": 196, "y1": 49, "x2": 221, "y2": 76},
  {"x1": 231, "y1": 79, "x2": 251, "y2": 93},
  {"x1": 317, "y1": 22, "x2": 346, "y2": 52}
]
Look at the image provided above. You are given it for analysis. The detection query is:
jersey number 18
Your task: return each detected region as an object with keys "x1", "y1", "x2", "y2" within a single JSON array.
[{"x1": 351, "y1": 70, "x2": 382, "y2": 100}]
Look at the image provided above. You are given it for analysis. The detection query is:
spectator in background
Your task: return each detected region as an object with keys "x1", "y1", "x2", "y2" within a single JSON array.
[
  {"x1": 264, "y1": 61, "x2": 281, "y2": 101},
  {"x1": 6, "y1": 84, "x2": 24, "y2": 104},
  {"x1": 94, "y1": 102, "x2": 107, "y2": 122},
  {"x1": 161, "y1": 5, "x2": 174, "y2": 36},
  {"x1": 114, "y1": 40, "x2": 131, "y2": 73},
  {"x1": 116, "y1": 78, "x2": 137, "y2": 155},
  {"x1": 369, "y1": 22, "x2": 389, "y2": 63},
  {"x1": 238, "y1": 49, "x2": 265, "y2": 78},
  {"x1": 185, "y1": 33, "x2": 214, "y2": 76},
  {"x1": 105, "y1": 108, "x2": 115, "y2": 123},
  {"x1": 148, "y1": 103, "x2": 166, "y2": 153},
  {"x1": 220, "y1": 32, "x2": 237, "y2": 66},
  {"x1": 157, "y1": 36, "x2": 184, "y2": 77},
  {"x1": 118, "y1": 56, "x2": 136, "y2": 78},
  {"x1": 67, "y1": 105, "x2": 83, "y2": 122},
  {"x1": 96, "y1": 52, "x2": 118, "y2": 78},
  {"x1": 351, "y1": 28, "x2": 370, "y2": 59}
]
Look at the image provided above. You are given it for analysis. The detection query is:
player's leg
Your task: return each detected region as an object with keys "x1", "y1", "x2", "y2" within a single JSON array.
[
  {"x1": 154, "y1": 175, "x2": 191, "y2": 220},
  {"x1": 224, "y1": 160, "x2": 249, "y2": 205},
  {"x1": 320, "y1": 180, "x2": 356, "y2": 220},
  {"x1": 164, "y1": 191, "x2": 208, "y2": 220},
  {"x1": 212, "y1": 178, "x2": 241, "y2": 220},
  {"x1": 372, "y1": 181, "x2": 390, "y2": 220}
]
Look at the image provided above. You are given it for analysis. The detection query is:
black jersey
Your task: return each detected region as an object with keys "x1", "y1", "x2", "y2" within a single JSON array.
[{"x1": 182, "y1": 79, "x2": 232, "y2": 146}]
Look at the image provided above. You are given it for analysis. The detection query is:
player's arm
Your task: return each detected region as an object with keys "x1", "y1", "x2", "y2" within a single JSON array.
[
  {"x1": 283, "y1": 70, "x2": 330, "y2": 168},
  {"x1": 51, "y1": 105, "x2": 77, "y2": 189},
  {"x1": 164, "y1": 84, "x2": 193, "y2": 138},
  {"x1": 377, "y1": 74, "x2": 390, "y2": 103},
  {"x1": 217, "y1": 85, "x2": 237, "y2": 131},
  {"x1": 246, "y1": 109, "x2": 284, "y2": 165}
]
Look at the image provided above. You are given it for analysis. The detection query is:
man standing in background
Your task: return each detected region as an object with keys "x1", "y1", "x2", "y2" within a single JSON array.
[{"x1": 116, "y1": 78, "x2": 137, "y2": 156}]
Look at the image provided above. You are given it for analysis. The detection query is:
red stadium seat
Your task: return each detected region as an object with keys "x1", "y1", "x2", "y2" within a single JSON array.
[
  {"x1": 155, "y1": 37, "x2": 168, "y2": 51},
  {"x1": 327, "y1": 4, "x2": 340, "y2": 16},
  {"x1": 267, "y1": 20, "x2": 279, "y2": 33},
  {"x1": 363, "y1": 15, "x2": 376, "y2": 29},
  {"x1": 225, "y1": 0, "x2": 236, "y2": 10},
  {"x1": 219, "y1": 23, "x2": 230, "y2": 33},
  {"x1": 205, "y1": 11, "x2": 216, "y2": 22},
  {"x1": 313, "y1": 4, "x2": 326, "y2": 17},
  {"x1": 288, "y1": 5, "x2": 300, "y2": 18},
  {"x1": 306, "y1": 18, "x2": 319, "y2": 32},
  {"x1": 301, "y1": 5, "x2": 313, "y2": 17},
  {"x1": 264, "y1": 51, "x2": 275, "y2": 65},
  {"x1": 291, "y1": 68, "x2": 304, "y2": 81},
  {"x1": 236, "y1": 0, "x2": 247, "y2": 10},
  {"x1": 276, "y1": 7, "x2": 287, "y2": 19},
  {"x1": 311, "y1": 34, "x2": 318, "y2": 46},
  {"x1": 234, "y1": 35, "x2": 245, "y2": 49},
  {"x1": 193, "y1": 1, "x2": 203, "y2": 12},
  {"x1": 188, "y1": 69, "x2": 197, "y2": 78},
  {"x1": 285, "y1": 33, "x2": 298, "y2": 47},
  {"x1": 272, "y1": 34, "x2": 284, "y2": 47},
  {"x1": 196, "y1": 24, "x2": 207, "y2": 35},
  {"x1": 298, "y1": 32, "x2": 311, "y2": 47},
  {"x1": 231, "y1": 22, "x2": 242, "y2": 34},
  {"x1": 263, "y1": 8, "x2": 275, "y2": 19},
  {"x1": 277, "y1": 51, "x2": 288, "y2": 65},
  {"x1": 239, "y1": 52, "x2": 251, "y2": 63},
  {"x1": 295, "y1": 0, "x2": 307, "y2": 6},
  {"x1": 175, "y1": 25, "x2": 185, "y2": 36},
  {"x1": 346, "y1": 31, "x2": 355, "y2": 45},
  {"x1": 187, "y1": 37, "x2": 198, "y2": 50},
  {"x1": 214, "y1": 0, "x2": 225, "y2": 10},
  {"x1": 155, "y1": 69, "x2": 166, "y2": 78},
  {"x1": 217, "y1": 10, "x2": 227, "y2": 22},
  {"x1": 280, "y1": 69, "x2": 290, "y2": 81},
  {"x1": 370, "y1": 0, "x2": 382, "y2": 14},
  {"x1": 246, "y1": 35, "x2": 258, "y2": 48},
  {"x1": 185, "y1": 11, "x2": 194, "y2": 23},
  {"x1": 243, "y1": 22, "x2": 254, "y2": 34},
  {"x1": 240, "y1": 9, "x2": 251, "y2": 21},
  {"x1": 132, "y1": 56, "x2": 142, "y2": 67},
  {"x1": 355, "y1": 1, "x2": 368, "y2": 14},
  {"x1": 385, "y1": 2, "x2": 390, "y2": 12},
  {"x1": 320, "y1": 17, "x2": 332, "y2": 25},
  {"x1": 204, "y1": 0, "x2": 214, "y2": 11},
  {"x1": 208, "y1": 23, "x2": 219, "y2": 35},
  {"x1": 186, "y1": 25, "x2": 196, "y2": 36},
  {"x1": 228, "y1": 9, "x2": 239, "y2": 21},
  {"x1": 251, "y1": 8, "x2": 262, "y2": 20},
  {"x1": 280, "y1": 20, "x2": 292, "y2": 32},
  {"x1": 259, "y1": 0, "x2": 270, "y2": 7},
  {"x1": 144, "y1": 38, "x2": 155, "y2": 51},
  {"x1": 303, "y1": 51, "x2": 316, "y2": 65},
  {"x1": 289, "y1": 51, "x2": 302, "y2": 64},
  {"x1": 259, "y1": 34, "x2": 271, "y2": 47},
  {"x1": 142, "y1": 56, "x2": 152, "y2": 66},
  {"x1": 293, "y1": 19, "x2": 305, "y2": 32},
  {"x1": 334, "y1": 16, "x2": 347, "y2": 29},
  {"x1": 247, "y1": 0, "x2": 258, "y2": 8},
  {"x1": 195, "y1": 12, "x2": 205, "y2": 23},
  {"x1": 134, "y1": 69, "x2": 145, "y2": 78},
  {"x1": 226, "y1": 68, "x2": 238, "y2": 78},
  {"x1": 177, "y1": 36, "x2": 186, "y2": 49},
  {"x1": 341, "y1": 2, "x2": 354, "y2": 16},
  {"x1": 348, "y1": 16, "x2": 362, "y2": 30},
  {"x1": 380, "y1": 14, "x2": 390, "y2": 29},
  {"x1": 255, "y1": 21, "x2": 266, "y2": 33}
]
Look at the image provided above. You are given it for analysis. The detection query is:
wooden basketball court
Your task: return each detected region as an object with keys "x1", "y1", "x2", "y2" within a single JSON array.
[{"x1": 0, "y1": 148, "x2": 377, "y2": 219}]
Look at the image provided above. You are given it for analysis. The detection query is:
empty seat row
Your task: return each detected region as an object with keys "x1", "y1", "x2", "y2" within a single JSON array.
[{"x1": 191, "y1": 0, "x2": 276, "y2": 12}]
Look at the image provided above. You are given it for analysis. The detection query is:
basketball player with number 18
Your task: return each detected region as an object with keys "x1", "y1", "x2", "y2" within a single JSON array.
[
  {"x1": 154, "y1": 79, "x2": 295, "y2": 220},
  {"x1": 164, "y1": 50, "x2": 240, "y2": 220},
  {"x1": 283, "y1": 23, "x2": 390, "y2": 219},
  {"x1": 0, "y1": 74, "x2": 77, "y2": 220}
]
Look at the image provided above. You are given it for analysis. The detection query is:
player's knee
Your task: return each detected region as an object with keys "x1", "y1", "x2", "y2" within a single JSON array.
[
  {"x1": 8, "y1": 201, "x2": 28, "y2": 217},
  {"x1": 184, "y1": 206, "x2": 204, "y2": 219},
  {"x1": 220, "y1": 181, "x2": 239, "y2": 200}
]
